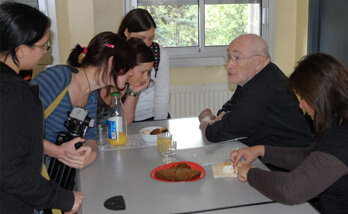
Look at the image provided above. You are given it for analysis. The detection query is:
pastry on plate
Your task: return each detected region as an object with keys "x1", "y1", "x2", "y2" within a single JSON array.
[
  {"x1": 155, "y1": 163, "x2": 201, "y2": 181},
  {"x1": 150, "y1": 126, "x2": 169, "y2": 135}
]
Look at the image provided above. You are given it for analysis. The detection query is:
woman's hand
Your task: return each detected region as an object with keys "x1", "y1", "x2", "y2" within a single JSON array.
[
  {"x1": 64, "y1": 191, "x2": 83, "y2": 214},
  {"x1": 128, "y1": 79, "x2": 150, "y2": 93},
  {"x1": 230, "y1": 145, "x2": 265, "y2": 166},
  {"x1": 231, "y1": 146, "x2": 263, "y2": 182},
  {"x1": 58, "y1": 138, "x2": 97, "y2": 169},
  {"x1": 58, "y1": 146, "x2": 97, "y2": 169},
  {"x1": 237, "y1": 163, "x2": 254, "y2": 182},
  {"x1": 60, "y1": 137, "x2": 85, "y2": 156}
]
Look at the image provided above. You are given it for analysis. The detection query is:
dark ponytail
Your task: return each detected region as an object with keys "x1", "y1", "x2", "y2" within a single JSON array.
[
  {"x1": 67, "y1": 44, "x2": 85, "y2": 67},
  {"x1": 67, "y1": 32, "x2": 136, "y2": 90}
]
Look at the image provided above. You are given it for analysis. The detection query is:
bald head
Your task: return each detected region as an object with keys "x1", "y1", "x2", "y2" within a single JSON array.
[
  {"x1": 232, "y1": 34, "x2": 270, "y2": 58},
  {"x1": 226, "y1": 34, "x2": 271, "y2": 86}
]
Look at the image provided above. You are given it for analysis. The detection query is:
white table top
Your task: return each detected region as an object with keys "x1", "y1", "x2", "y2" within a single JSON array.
[{"x1": 77, "y1": 117, "x2": 318, "y2": 213}]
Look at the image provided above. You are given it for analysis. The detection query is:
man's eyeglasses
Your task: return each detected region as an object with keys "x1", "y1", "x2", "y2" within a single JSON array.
[
  {"x1": 224, "y1": 54, "x2": 259, "y2": 64},
  {"x1": 32, "y1": 41, "x2": 51, "y2": 51}
]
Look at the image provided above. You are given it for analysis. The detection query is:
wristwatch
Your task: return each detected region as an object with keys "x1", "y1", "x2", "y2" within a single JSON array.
[{"x1": 126, "y1": 87, "x2": 139, "y2": 97}]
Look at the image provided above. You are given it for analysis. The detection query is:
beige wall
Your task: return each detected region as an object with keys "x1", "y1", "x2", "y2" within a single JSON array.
[
  {"x1": 93, "y1": 0, "x2": 123, "y2": 34},
  {"x1": 54, "y1": 0, "x2": 308, "y2": 85},
  {"x1": 273, "y1": 0, "x2": 308, "y2": 76},
  {"x1": 295, "y1": 0, "x2": 309, "y2": 64},
  {"x1": 55, "y1": 0, "x2": 124, "y2": 64}
]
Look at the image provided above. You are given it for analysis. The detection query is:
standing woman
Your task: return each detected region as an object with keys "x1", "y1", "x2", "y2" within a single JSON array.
[
  {"x1": 0, "y1": 2, "x2": 82, "y2": 213},
  {"x1": 118, "y1": 8, "x2": 170, "y2": 121},
  {"x1": 231, "y1": 53, "x2": 348, "y2": 213},
  {"x1": 31, "y1": 32, "x2": 134, "y2": 171}
]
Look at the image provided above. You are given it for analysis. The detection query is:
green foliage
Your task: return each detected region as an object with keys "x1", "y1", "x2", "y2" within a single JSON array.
[
  {"x1": 140, "y1": 3, "x2": 250, "y2": 47},
  {"x1": 205, "y1": 4, "x2": 248, "y2": 46}
]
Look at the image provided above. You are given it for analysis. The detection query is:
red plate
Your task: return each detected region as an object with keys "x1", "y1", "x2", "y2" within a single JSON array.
[{"x1": 150, "y1": 161, "x2": 205, "y2": 182}]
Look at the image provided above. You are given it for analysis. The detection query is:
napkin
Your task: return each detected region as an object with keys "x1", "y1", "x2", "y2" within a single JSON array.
[{"x1": 212, "y1": 161, "x2": 243, "y2": 178}]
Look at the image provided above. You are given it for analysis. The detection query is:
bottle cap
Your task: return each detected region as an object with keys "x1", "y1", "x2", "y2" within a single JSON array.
[{"x1": 111, "y1": 92, "x2": 121, "y2": 96}]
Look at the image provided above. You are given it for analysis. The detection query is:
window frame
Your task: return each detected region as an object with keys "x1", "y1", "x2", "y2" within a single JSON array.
[
  {"x1": 38, "y1": 0, "x2": 60, "y2": 65},
  {"x1": 125, "y1": 0, "x2": 274, "y2": 67}
]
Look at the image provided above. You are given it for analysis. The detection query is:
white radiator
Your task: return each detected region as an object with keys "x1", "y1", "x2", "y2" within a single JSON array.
[{"x1": 169, "y1": 83, "x2": 234, "y2": 118}]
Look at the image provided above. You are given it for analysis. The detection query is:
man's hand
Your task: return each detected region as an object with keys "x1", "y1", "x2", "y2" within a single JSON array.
[
  {"x1": 210, "y1": 111, "x2": 228, "y2": 125},
  {"x1": 198, "y1": 108, "x2": 215, "y2": 123}
]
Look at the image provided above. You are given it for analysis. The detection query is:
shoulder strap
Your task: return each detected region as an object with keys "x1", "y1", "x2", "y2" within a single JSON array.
[
  {"x1": 44, "y1": 76, "x2": 73, "y2": 119},
  {"x1": 150, "y1": 42, "x2": 160, "y2": 77},
  {"x1": 41, "y1": 71, "x2": 71, "y2": 214}
]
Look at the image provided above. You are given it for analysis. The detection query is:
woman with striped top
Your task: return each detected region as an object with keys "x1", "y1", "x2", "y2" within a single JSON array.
[{"x1": 31, "y1": 32, "x2": 135, "y2": 171}]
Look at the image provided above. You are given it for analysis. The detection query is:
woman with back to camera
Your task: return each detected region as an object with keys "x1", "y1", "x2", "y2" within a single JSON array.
[
  {"x1": 31, "y1": 32, "x2": 135, "y2": 172},
  {"x1": 0, "y1": 2, "x2": 82, "y2": 213},
  {"x1": 98, "y1": 38, "x2": 154, "y2": 125},
  {"x1": 231, "y1": 53, "x2": 348, "y2": 213},
  {"x1": 118, "y1": 8, "x2": 170, "y2": 122}
]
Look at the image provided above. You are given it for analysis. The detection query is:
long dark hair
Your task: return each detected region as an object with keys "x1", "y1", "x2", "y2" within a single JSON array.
[
  {"x1": 288, "y1": 53, "x2": 348, "y2": 137},
  {"x1": 117, "y1": 8, "x2": 156, "y2": 39},
  {"x1": 128, "y1": 38, "x2": 154, "y2": 65},
  {"x1": 0, "y1": 2, "x2": 51, "y2": 66},
  {"x1": 67, "y1": 32, "x2": 135, "y2": 91}
]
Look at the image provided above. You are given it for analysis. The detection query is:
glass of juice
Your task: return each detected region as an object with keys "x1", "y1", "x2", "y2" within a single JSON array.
[{"x1": 157, "y1": 132, "x2": 172, "y2": 154}]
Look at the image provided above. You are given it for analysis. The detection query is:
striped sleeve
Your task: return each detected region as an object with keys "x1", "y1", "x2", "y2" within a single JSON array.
[{"x1": 31, "y1": 65, "x2": 72, "y2": 111}]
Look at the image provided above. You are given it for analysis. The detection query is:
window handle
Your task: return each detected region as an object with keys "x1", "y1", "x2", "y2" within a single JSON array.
[{"x1": 262, "y1": 7, "x2": 269, "y2": 24}]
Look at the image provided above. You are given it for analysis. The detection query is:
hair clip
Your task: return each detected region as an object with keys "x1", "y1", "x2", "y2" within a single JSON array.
[
  {"x1": 78, "y1": 47, "x2": 88, "y2": 63},
  {"x1": 104, "y1": 44, "x2": 115, "y2": 48}
]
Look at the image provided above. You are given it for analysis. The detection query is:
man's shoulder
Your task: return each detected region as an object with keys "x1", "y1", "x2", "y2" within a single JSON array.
[
  {"x1": 245, "y1": 72, "x2": 294, "y2": 105},
  {"x1": 247, "y1": 79, "x2": 286, "y2": 95},
  {"x1": 253, "y1": 63, "x2": 288, "y2": 92}
]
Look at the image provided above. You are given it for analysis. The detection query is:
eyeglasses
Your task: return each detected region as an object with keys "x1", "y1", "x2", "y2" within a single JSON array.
[
  {"x1": 224, "y1": 54, "x2": 260, "y2": 64},
  {"x1": 32, "y1": 41, "x2": 51, "y2": 51}
]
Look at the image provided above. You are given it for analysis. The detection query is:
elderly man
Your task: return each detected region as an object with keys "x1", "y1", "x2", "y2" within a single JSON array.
[{"x1": 199, "y1": 34, "x2": 314, "y2": 147}]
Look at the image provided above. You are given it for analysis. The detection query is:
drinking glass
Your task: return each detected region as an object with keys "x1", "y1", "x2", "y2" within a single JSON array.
[
  {"x1": 157, "y1": 132, "x2": 172, "y2": 154},
  {"x1": 160, "y1": 140, "x2": 177, "y2": 164},
  {"x1": 97, "y1": 124, "x2": 107, "y2": 145}
]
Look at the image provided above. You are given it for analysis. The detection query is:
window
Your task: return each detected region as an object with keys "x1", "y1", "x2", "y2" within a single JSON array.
[
  {"x1": 126, "y1": 0, "x2": 274, "y2": 67},
  {"x1": 39, "y1": 0, "x2": 61, "y2": 65}
]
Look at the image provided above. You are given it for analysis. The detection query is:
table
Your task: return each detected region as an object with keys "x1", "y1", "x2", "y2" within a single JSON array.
[{"x1": 77, "y1": 117, "x2": 318, "y2": 213}]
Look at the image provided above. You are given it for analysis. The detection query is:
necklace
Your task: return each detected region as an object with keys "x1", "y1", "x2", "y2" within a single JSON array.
[{"x1": 83, "y1": 68, "x2": 93, "y2": 101}]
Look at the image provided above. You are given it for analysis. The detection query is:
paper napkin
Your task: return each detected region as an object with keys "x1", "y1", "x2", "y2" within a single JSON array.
[{"x1": 212, "y1": 161, "x2": 243, "y2": 178}]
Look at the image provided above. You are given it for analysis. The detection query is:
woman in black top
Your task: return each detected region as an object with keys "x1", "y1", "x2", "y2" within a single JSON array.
[
  {"x1": 231, "y1": 53, "x2": 348, "y2": 213},
  {"x1": 0, "y1": 2, "x2": 82, "y2": 213}
]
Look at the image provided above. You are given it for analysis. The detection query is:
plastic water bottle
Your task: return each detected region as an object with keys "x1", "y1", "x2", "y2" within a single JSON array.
[{"x1": 107, "y1": 92, "x2": 127, "y2": 145}]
